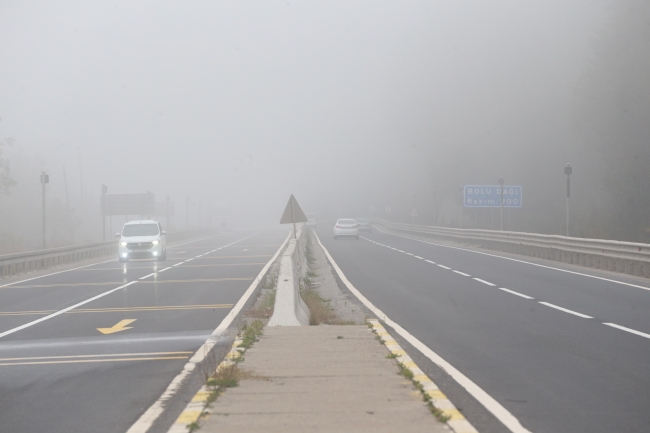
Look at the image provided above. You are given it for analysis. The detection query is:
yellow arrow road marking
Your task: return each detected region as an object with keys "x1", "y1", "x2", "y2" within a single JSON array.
[{"x1": 97, "y1": 319, "x2": 136, "y2": 335}]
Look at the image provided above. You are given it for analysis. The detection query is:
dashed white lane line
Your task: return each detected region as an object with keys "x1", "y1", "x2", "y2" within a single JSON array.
[
  {"x1": 139, "y1": 273, "x2": 156, "y2": 280},
  {"x1": 158, "y1": 267, "x2": 172, "y2": 273},
  {"x1": 473, "y1": 278, "x2": 496, "y2": 286},
  {"x1": 172, "y1": 262, "x2": 184, "y2": 267},
  {"x1": 414, "y1": 256, "x2": 424, "y2": 260},
  {"x1": 603, "y1": 323, "x2": 650, "y2": 339},
  {"x1": 185, "y1": 258, "x2": 194, "y2": 262},
  {"x1": 437, "y1": 264, "x2": 451, "y2": 270},
  {"x1": 425, "y1": 260, "x2": 436, "y2": 264},
  {"x1": 396, "y1": 250, "x2": 404, "y2": 253},
  {"x1": 453, "y1": 270, "x2": 471, "y2": 277},
  {"x1": 498, "y1": 287, "x2": 534, "y2": 299},
  {"x1": 405, "y1": 253, "x2": 414, "y2": 256},
  {"x1": 538, "y1": 302, "x2": 593, "y2": 318}
]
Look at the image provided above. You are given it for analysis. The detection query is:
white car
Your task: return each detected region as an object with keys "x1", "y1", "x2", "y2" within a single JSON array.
[
  {"x1": 117, "y1": 220, "x2": 167, "y2": 262},
  {"x1": 305, "y1": 212, "x2": 317, "y2": 227},
  {"x1": 333, "y1": 219, "x2": 359, "y2": 240}
]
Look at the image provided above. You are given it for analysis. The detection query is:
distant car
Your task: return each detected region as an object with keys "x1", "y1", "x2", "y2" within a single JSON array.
[
  {"x1": 117, "y1": 220, "x2": 167, "y2": 262},
  {"x1": 333, "y1": 219, "x2": 359, "y2": 240},
  {"x1": 305, "y1": 212, "x2": 317, "y2": 227},
  {"x1": 356, "y1": 218, "x2": 372, "y2": 233}
]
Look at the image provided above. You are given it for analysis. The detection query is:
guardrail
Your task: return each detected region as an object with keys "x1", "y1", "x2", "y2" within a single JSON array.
[
  {"x1": 370, "y1": 218, "x2": 650, "y2": 278},
  {"x1": 0, "y1": 229, "x2": 216, "y2": 278}
]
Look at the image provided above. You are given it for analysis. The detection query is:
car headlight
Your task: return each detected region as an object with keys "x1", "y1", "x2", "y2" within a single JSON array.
[
  {"x1": 152, "y1": 240, "x2": 159, "y2": 245},
  {"x1": 120, "y1": 242, "x2": 127, "y2": 246}
]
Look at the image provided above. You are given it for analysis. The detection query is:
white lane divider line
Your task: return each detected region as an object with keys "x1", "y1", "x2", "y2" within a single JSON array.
[
  {"x1": 473, "y1": 278, "x2": 496, "y2": 286},
  {"x1": 538, "y1": 302, "x2": 593, "y2": 318},
  {"x1": 158, "y1": 267, "x2": 172, "y2": 273},
  {"x1": 498, "y1": 287, "x2": 534, "y2": 299},
  {"x1": 396, "y1": 250, "x2": 404, "y2": 253},
  {"x1": 425, "y1": 260, "x2": 436, "y2": 264},
  {"x1": 0, "y1": 281, "x2": 138, "y2": 339},
  {"x1": 452, "y1": 270, "x2": 471, "y2": 277},
  {"x1": 139, "y1": 273, "x2": 156, "y2": 280},
  {"x1": 603, "y1": 323, "x2": 650, "y2": 339},
  {"x1": 437, "y1": 264, "x2": 451, "y2": 270},
  {"x1": 414, "y1": 256, "x2": 424, "y2": 260},
  {"x1": 314, "y1": 232, "x2": 532, "y2": 433},
  {"x1": 185, "y1": 258, "x2": 194, "y2": 262},
  {"x1": 405, "y1": 253, "x2": 414, "y2": 256},
  {"x1": 172, "y1": 262, "x2": 184, "y2": 267}
]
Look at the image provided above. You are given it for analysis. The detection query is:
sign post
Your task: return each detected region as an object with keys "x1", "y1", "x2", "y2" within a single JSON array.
[
  {"x1": 280, "y1": 195, "x2": 308, "y2": 239},
  {"x1": 564, "y1": 163, "x2": 572, "y2": 237}
]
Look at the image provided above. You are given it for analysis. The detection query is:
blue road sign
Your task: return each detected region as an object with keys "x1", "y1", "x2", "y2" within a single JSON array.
[{"x1": 464, "y1": 185, "x2": 522, "y2": 208}]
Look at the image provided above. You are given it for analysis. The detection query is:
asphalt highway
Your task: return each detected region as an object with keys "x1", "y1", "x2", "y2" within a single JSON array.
[
  {"x1": 316, "y1": 225, "x2": 650, "y2": 433},
  {"x1": 0, "y1": 230, "x2": 287, "y2": 433}
]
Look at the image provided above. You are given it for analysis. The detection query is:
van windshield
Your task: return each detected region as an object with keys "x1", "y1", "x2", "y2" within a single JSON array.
[{"x1": 122, "y1": 224, "x2": 159, "y2": 237}]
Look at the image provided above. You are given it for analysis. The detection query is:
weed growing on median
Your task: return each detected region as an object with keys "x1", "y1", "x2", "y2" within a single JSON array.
[{"x1": 240, "y1": 319, "x2": 264, "y2": 348}]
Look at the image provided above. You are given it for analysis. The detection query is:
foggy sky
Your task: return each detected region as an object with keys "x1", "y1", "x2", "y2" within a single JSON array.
[{"x1": 0, "y1": 1, "x2": 609, "y2": 227}]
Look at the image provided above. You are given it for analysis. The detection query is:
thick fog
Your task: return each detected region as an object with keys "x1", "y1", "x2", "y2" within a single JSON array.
[{"x1": 3, "y1": 0, "x2": 648, "y2": 252}]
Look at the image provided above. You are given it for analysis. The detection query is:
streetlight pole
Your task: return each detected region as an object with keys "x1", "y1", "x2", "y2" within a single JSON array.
[
  {"x1": 564, "y1": 163, "x2": 572, "y2": 237},
  {"x1": 40, "y1": 171, "x2": 49, "y2": 248},
  {"x1": 498, "y1": 176, "x2": 504, "y2": 231},
  {"x1": 101, "y1": 184, "x2": 107, "y2": 241}
]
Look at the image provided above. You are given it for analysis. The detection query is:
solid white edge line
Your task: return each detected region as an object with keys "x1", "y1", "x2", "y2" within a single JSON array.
[
  {"x1": 473, "y1": 278, "x2": 496, "y2": 286},
  {"x1": 498, "y1": 287, "x2": 534, "y2": 299},
  {"x1": 125, "y1": 231, "x2": 290, "y2": 433},
  {"x1": 538, "y1": 302, "x2": 593, "y2": 318},
  {"x1": 313, "y1": 232, "x2": 532, "y2": 433},
  {"x1": 453, "y1": 270, "x2": 471, "y2": 277},
  {"x1": 0, "y1": 281, "x2": 138, "y2": 339},
  {"x1": 0, "y1": 258, "x2": 116, "y2": 289},
  {"x1": 603, "y1": 323, "x2": 650, "y2": 339},
  {"x1": 437, "y1": 264, "x2": 451, "y2": 270},
  {"x1": 373, "y1": 225, "x2": 650, "y2": 293}
]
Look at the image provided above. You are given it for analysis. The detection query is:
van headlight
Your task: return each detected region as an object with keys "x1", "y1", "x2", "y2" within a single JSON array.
[
  {"x1": 152, "y1": 240, "x2": 159, "y2": 245},
  {"x1": 120, "y1": 242, "x2": 127, "y2": 246}
]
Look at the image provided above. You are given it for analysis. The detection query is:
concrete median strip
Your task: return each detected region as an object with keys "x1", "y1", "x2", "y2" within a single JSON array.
[{"x1": 368, "y1": 319, "x2": 478, "y2": 433}]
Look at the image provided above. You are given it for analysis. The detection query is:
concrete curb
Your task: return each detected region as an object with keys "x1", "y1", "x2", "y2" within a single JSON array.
[
  {"x1": 368, "y1": 319, "x2": 479, "y2": 433},
  {"x1": 268, "y1": 227, "x2": 310, "y2": 326},
  {"x1": 167, "y1": 337, "x2": 245, "y2": 433}
]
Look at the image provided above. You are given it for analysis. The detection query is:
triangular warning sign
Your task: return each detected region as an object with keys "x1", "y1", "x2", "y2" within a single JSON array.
[{"x1": 280, "y1": 195, "x2": 308, "y2": 224}]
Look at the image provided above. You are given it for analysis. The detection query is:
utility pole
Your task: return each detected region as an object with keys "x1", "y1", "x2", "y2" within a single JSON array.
[
  {"x1": 564, "y1": 163, "x2": 572, "y2": 237},
  {"x1": 41, "y1": 171, "x2": 49, "y2": 248},
  {"x1": 499, "y1": 176, "x2": 505, "y2": 231},
  {"x1": 459, "y1": 185, "x2": 464, "y2": 229},
  {"x1": 101, "y1": 184, "x2": 107, "y2": 241},
  {"x1": 166, "y1": 195, "x2": 170, "y2": 230},
  {"x1": 186, "y1": 197, "x2": 190, "y2": 229}
]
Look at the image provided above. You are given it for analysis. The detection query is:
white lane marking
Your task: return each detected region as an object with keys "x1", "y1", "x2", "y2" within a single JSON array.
[
  {"x1": 425, "y1": 260, "x2": 436, "y2": 264},
  {"x1": 603, "y1": 323, "x2": 650, "y2": 339},
  {"x1": 126, "y1": 231, "x2": 290, "y2": 433},
  {"x1": 473, "y1": 278, "x2": 496, "y2": 286},
  {"x1": 414, "y1": 256, "x2": 424, "y2": 260},
  {"x1": 139, "y1": 273, "x2": 156, "y2": 280},
  {"x1": 0, "y1": 281, "x2": 138, "y2": 339},
  {"x1": 437, "y1": 264, "x2": 451, "y2": 270},
  {"x1": 157, "y1": 267, "x2": 172, "y2": 273},
  {"x1": 0, "y1": 258, "x2": 115, "y2": 289},
  {"x1": 405, "y1": 253, "x2": 414, "y2": 256},
  {"x1": 172, "y1": 262, "x2": 184, "y2": 267},
  {"x1": 453, "y1": 270, "x2": 471, "y2": 277},
  {"x1": 185, "y1": 258, "x2": 194, "y2": 262},
  {"x1": 396, "y1": 250, "x2": 404, "y2": 253},
  {"x1": 498, "y1": 287, "x2": 534, "y2": 299},
  {"x1": 314, "y1": 232, "x2": 532, "y2": 433},
  {"x1": 372, "y1": 226, "x2": 650, "y2": 293},
  {"x1": 538, "y1": 302, "x2": 593, "y2": 318}
]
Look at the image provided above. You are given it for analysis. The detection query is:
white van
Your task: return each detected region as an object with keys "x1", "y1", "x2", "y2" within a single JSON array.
[{"x1": 117, "y1": 220, "x2": 167, "y2": 262}]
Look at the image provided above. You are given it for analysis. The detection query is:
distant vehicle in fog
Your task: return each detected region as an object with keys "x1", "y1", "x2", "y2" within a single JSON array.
[
  {"x1": 333, "y1": 219, "x2": 359, "y2": 240},
  {"x1": 356, "y1": 218, "x2": 372, "y2": 233},
  {"x1": 305, "y1": 213, "x2": 317, "y2": 227},
  {"x1": 117, "y1": 220, "x2": 167, "y2": 262}
]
